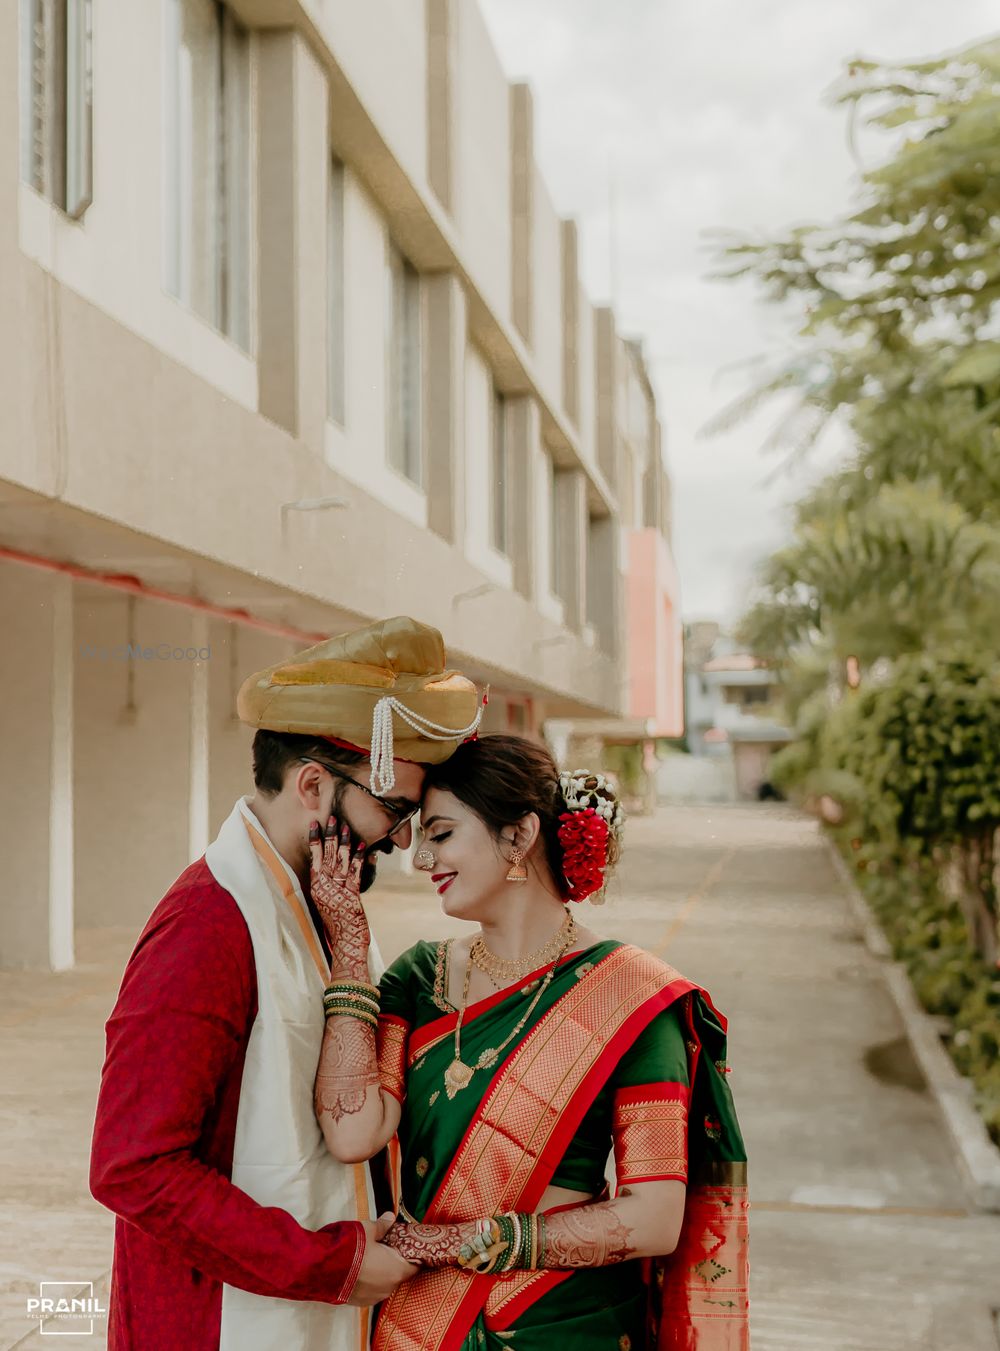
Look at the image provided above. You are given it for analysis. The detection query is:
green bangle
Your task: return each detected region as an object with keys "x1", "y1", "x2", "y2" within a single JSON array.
[
  {"x1": 519, "y1": 1212, "x2": 532, "y2": 1270},
  {"x1": 323, "y1": 991, "x2": 380, "y2": 1012},
  {"x1": 324, "y1": 980, "x2": 380, "y2": 998},
  {"x1": 484, "y1": 1213, "x2": 515, "y2": 1274},
  {"x1": 324, "y1": 982, "x2": 380, "y2": 1002}
]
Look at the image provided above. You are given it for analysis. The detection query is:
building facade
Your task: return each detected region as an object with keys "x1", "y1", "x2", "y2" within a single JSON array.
[{"x1": 2, "y1": 0, "x2": 679, "y2": 969}]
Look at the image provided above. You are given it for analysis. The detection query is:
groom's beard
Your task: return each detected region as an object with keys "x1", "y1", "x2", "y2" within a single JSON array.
[{"x1": 359, "y1": 837, "x2": 395, "y2": 893}]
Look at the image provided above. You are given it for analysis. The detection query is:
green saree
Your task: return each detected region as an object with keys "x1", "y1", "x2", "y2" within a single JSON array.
[{"x1": 373, "y1": 939, "x2": 749, "y2": 1351}]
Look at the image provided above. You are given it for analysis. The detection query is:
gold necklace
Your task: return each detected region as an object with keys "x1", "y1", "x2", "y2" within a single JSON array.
[
  {"x1": 444, "y1": 914, "x2": 577, "y2": 1099},
  {"x1": 470, "y1": 910, "x2": 575, "y2": 988}
]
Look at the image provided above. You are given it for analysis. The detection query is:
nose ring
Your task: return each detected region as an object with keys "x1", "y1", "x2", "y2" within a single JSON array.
[{"x1": 414, "y1": 848, "x2": 435, "y2": 869}]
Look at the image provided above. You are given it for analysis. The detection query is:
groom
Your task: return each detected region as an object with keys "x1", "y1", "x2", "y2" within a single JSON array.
[{"x1": 90, "y1": 616, "x2": 482, "y2": 1351}]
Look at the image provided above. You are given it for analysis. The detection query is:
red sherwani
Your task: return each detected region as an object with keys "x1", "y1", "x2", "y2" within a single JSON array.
[{"x1": 90, "y1": 857, "x2": 364, "y2": 1350}]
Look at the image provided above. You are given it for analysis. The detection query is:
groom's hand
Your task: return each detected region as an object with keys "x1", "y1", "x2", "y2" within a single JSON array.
[{"x1": 346, "y1": 1213, "x2": 419, "y2": 1306}]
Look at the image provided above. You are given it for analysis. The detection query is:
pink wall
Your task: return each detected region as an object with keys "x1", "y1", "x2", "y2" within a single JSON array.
[{"x1": 626, "y1": 529, "x2": 684, "y2": 736}]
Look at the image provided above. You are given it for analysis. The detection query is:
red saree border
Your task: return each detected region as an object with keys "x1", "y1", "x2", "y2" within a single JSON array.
[
  {"x1": 483, "y1": 1270, "x2": 572, "y2": 1330},
  {"x1": 374, "y1": 946, "x2": 693, "y2": 1351},
  {"x1": 377, "y1": 1014, "x2": 409, "y2": 1104},
  {"x1": 614, "y1": 1082, "x2": 690, "y2": 1109},
  {"x1": 613, "y1": 1082, "x2": 690, "y2": 1187}
]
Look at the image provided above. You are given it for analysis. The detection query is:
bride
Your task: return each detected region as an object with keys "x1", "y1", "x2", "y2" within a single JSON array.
[{"x1": 309, "y1": 734, "x2": 749, "y2": 1351}]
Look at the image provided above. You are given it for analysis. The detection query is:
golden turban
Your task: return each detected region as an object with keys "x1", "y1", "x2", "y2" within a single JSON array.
[{"x1": 236, "y1": 616, "x2": 481, "y2": 792}]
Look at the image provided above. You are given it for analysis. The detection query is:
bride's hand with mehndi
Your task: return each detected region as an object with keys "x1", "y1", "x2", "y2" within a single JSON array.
[
  {"x1": 383, "y1": 1220, "x2": 476, "y2": 1268},
  {"x1": 309, "y1": 815, "x2": 370, "y2": 980}
]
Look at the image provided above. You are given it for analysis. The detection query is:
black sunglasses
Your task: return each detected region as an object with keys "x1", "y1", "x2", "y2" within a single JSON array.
[{"x1": 297, "y1": 758, "x2": 419, "y2": 840}]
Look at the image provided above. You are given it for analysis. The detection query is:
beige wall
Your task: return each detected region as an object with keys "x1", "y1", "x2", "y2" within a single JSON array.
[
  {"x1": 308, "y1": 0, "x2": 429, "y2": 191},
  {"x1": 576, "y1": 289, "x2": 597, "y2": 468},
  {"x1": 531, "y1": 171, "x2": 564, "y2": 415},
  {"x1": 73, "y1": 591, "x2": 197, "y2": 931},
  {"x1": 207, "y1": 622, "x2": 294, "y2": 836}
]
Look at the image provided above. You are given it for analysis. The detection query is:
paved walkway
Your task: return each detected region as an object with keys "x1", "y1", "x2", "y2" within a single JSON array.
[{"x1": 2, "y1": 803, "x2": 999, "y2": 1348}]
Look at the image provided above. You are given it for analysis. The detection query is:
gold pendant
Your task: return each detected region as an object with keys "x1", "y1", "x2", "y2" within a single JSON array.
[{"x1": 444, "y1": 1058, "x2": 475, "y2": 1098}]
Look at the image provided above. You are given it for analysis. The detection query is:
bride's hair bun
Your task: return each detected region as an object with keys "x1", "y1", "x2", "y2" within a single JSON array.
[{"x1": 556, "y1": 770, "x2": 624, "y2": 902}]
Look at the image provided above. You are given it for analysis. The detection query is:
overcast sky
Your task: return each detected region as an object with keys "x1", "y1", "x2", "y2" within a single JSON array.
[{"x1": 479, "y1": 0, "x2": 998, "y2": 623}]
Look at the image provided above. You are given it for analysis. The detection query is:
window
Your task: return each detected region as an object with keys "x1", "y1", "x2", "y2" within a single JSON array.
[
  {"x1": 491, "y1": 385, "x2": 509, "y2": 555},
  {"x1": 507, "y1": 700, "x2": 528, "y2": 733},
  {"x1": 165, "y1": 0, "x2": 252, "y2": 351},
  {"x1": 386, "y1": 242, "x2": 422, "y2": 483},
  {"x1": 742, "y1": 686, "x2": 771, "y2": 707},
  {"x1": 327, "y1": 156, "x2": 345, "y2": 424},
  {"x1": 20, "y1": 0, "x2": 93, "y2": 217}
]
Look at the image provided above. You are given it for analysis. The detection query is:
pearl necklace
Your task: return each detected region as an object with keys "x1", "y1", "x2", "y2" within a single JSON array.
[{"x1": 444, "y1": 912, "x2": 577, "y2": 1099}]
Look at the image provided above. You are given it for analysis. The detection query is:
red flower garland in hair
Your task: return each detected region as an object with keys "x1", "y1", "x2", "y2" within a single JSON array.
[{"x1": 558, "y1": 806, "x2": 610, "y2": 902}]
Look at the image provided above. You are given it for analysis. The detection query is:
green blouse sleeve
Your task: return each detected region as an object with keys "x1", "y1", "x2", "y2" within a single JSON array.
[
  {"x1": 378, "y1": 944, "x2": 422, "y2": 1023},
  {"x1": 613, "y1": 1003, "x2": 690, "y2": 1089}
]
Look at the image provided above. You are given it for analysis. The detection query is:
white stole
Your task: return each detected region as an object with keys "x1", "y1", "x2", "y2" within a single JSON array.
[{"x1": 206, "y1": 797, "x2": 379, "y2": 1351}]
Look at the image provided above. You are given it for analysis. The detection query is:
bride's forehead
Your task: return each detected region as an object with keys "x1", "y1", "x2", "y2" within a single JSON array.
[{"x1": 419, "y1": 784, "x2": 462, "y2": 821}]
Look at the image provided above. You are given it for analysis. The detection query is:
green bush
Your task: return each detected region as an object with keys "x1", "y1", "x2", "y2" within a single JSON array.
[{"x1": 849, "y1": 850, "x2": 1000, "y2": 1147}]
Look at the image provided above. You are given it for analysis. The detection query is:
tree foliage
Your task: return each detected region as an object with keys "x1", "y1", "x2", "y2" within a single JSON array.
[{"x1": 712, "y1": 34, "x2": 1000, "y2": 1036}]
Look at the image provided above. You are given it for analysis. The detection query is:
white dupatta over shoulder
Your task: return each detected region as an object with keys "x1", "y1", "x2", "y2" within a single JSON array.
[{"x1": 206, "y1": 798, "x2": 380, "y2": 1351}]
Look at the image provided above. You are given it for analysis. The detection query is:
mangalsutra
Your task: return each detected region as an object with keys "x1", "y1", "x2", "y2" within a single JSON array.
[
  {"x1": 470, "y1": 910, "x2": 575, "y2": 987},
  {"x1": 443, "y1": 912, "x2": 576, "y2": 1099}
]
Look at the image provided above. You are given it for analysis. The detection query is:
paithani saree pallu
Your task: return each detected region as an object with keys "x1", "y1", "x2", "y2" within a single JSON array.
[{"x1": 374, "y1": 940, "x2": 749, "y2": 1351}]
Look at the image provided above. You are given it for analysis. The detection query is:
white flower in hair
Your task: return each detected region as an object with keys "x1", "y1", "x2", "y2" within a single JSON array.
[{"x1": 558, "y1": 769, "x2": 625, "y2": 840}]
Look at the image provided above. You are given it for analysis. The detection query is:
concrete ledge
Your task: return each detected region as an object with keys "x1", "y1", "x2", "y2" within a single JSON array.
[{"x1": 827, "y1": 839, "x2": 1000, "y2": 1213}]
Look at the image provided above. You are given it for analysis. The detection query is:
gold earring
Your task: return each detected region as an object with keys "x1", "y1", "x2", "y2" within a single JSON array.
[{"x1": 505, "y1": 847, "x2": 528, "y2": 883}]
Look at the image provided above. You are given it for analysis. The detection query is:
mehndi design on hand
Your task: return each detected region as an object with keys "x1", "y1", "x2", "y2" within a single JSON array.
[{"x1": 309, "y1": 816, "x2": 371, "y2": 979}]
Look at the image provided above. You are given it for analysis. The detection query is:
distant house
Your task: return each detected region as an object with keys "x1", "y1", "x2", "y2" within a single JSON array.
[{"x1": 683, "y1": 628, "x2": 791, "y2": 800}]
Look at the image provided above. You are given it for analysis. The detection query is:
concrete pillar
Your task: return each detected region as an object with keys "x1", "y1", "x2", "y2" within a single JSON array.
[
  {"x1": 595, "y1": 307, "x2": 618, "y2": 491},
  {"x1": 561, "y1": 220, "x2": 579, "y2": 425},
  {"x1": 49, "y1": 574, "x2": 75, "y2": 970},
  {"x1": 0, "y1": 566, "x2": 74, "y2": 971},
  {"x1": 257, "y1": 31, "x2": 329, "y2": 450},
  {"x1": 426, "y1": 0, "x2": 455, "y2": 213},
  {"x1": 510, "y1": 83, "x2": 533, "y2": 346},
  {"x1": 424, "y1": 272, "x2": 466, "y2": 546},
  {"x1": 507, "y1": 395, "x2": 539, "y2": 601}
]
